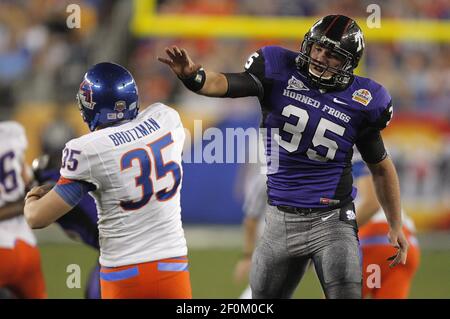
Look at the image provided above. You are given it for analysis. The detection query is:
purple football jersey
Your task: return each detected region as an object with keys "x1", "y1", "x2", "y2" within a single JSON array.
[{"x1": 245, "y1": 46, "x2": 392, "y2": 208}]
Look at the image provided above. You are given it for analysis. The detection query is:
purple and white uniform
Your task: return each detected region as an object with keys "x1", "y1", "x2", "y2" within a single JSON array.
[{"x1": 245, "y1": 46, "x2": 392, "y2": 208}]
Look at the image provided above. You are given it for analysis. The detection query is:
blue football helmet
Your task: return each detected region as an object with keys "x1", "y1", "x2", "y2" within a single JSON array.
[{"x1": 76, "y1": 62, "x2": 139, "y2": 131}]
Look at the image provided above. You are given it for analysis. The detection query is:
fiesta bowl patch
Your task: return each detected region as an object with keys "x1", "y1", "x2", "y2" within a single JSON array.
[{"x1": 352, "y1": 89, "x2": 372, "y2": 106}]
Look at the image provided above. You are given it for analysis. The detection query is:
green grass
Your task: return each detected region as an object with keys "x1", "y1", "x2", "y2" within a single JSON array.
[
  {"x1": 408, "y1": 250, "x2": 450, "y2": 298},
  {"x1": 39, "y1": 244, "x2": 98, "y2": 299},
  {"x1": 38, "y1": 244, "x2": 450, "y2": 298}
]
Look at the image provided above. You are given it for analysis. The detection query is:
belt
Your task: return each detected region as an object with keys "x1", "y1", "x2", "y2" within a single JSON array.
[
  {"x1": 277, "y1": 205, "x2": 334, "y2": 215},
  {"x1": 275, "y1": 198, "x2": 353, "y2": 215}
]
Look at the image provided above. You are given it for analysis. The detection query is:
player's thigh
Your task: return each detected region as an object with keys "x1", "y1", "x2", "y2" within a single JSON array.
[
  {"x1": 155, "y1": 261, "x2": 192, "y2": 299},
  {"x1": 364, "y1": 245, "x2": 420, "y2": 299},
  {"x1": 100, "y1": 264, "x2": 144, "y2": 299},
  {"x1": 361, "y1": 246, "x2": 379, "y2": 298},
  {"x1": 312, "y1": 222, "x2": 361, "y2": 298},
  {"x1": 373, "y1": 267, "x2": 412, "y2": 299},
  {"x1": 250, "y1": 207, "x2": 310, "y2": 298},
  {"x1": 0, "y1": 247, "x2": 17, "y2": 287},
  {"x1": 13, "y1": 240, "x2": 46, "y2": 299},
  {"x1": 250, "y1": 250, "x2": 310, "y2": 299}
]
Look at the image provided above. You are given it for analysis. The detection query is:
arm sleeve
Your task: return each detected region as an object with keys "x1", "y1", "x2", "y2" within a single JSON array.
[
  {"x1": 355, "y1": 128, "x2": 388, "y2": 164},
  {"x1": 369, "y1": 101, "x2": 394, "y2": 130},
  {"x1": 222, "y1": 48, "x2": 268, "y2": 100},
  {"x1": 222, "y1": 72, "x2": 263, "y2": 98},
  {"x1": 54, "y1": 177, "x2": 96, "y2": 207}
]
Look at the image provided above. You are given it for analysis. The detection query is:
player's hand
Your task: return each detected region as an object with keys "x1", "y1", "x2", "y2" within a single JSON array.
[
  {"x1": 387, "y1": 227, "x2": 409, "y2": 268},
  {"x1": 25, "y1": 184, "x2": 53, "y2": 201},
  {"x1": 233, "y1": 257, "x2": 252, "y2": 284},
  {"x1": 158, "y1": 46, "x2": 202, "y2": 79}
]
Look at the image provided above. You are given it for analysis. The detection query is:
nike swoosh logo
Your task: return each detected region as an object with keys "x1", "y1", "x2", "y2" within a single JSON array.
[
  {"x1": 321, "y1": 212, "x2": 336, "y2": 221},
  {"x1": 333, "y1": 98, "x2": 348, "y2": 105}
]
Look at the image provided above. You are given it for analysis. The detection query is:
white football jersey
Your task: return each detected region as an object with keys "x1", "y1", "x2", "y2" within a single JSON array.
[
  {"x1": 60, "y1": 103, "x2": 187, "y2": 267},
  {"x1": 0, "y1": 121, "x2": 36, "y2": 248}
]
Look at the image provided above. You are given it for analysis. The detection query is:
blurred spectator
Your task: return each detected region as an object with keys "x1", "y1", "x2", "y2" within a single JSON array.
[
  {"x1": 0, "y1": 0, "x2": 447, "y2": 231},
  {"x1": 2, "y1": 0, "x2": 448, "y2": 117},
  {"x1": 0, "y1": 0, "x2": 115, "y2": 110}
]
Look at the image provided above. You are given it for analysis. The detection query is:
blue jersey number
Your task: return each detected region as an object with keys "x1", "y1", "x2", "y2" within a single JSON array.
[
  {"x1": 62, "y1": 148, "x2": 81, "y2": 171},
  {"x1": 150, "y1": 134, "x2": 182, "y2": 201},
  {"x1": 120, "y1": 133, "x2": 181, "y2": 210},
  {"x1": 0, "y1": 151, "x2": 19, "y2": 196},
  {"x1": 120, "y1": 149, "x2": 154, "y2": 210}
]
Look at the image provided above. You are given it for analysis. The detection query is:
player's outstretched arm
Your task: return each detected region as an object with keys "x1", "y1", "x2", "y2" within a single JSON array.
[
  {"x1": 158, "y1": 45, "x2": 261, "y2": 98},
  {"x1": 158, "y1": 46, "x2": 227, "y2": 97},
  {"x1": 367, "y1": 156, "x2": 409, "y2": 267}
]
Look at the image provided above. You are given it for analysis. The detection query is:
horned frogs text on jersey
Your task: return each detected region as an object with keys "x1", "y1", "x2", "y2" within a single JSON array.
[
  {"x1": 0, "y1": 121, "x2": 36, "y2": 248},
  {"x1": 244, "y1": 46, "x2": 393, "y2": 208},
  {"x1": 60, "y1": 103, "x2": 187, "y2": 267}
]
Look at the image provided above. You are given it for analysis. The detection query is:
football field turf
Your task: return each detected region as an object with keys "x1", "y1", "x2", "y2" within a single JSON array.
[{"x1": 39, "y1": 243, "x2": 450, "y2": 299}]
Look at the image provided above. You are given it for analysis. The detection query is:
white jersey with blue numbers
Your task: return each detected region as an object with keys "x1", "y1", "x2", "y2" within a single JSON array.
[
  {"x1": 0, "y1": 122, "x2": 37, "y2": 248},
  {"x1": 60, "y1": 103, "x2": 187, "y2": 267}
]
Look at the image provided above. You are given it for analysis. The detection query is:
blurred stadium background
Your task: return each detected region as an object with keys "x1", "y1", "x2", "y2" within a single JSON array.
[{"x1": 1, "y1": 0, "x2": 449, "y2": 298}]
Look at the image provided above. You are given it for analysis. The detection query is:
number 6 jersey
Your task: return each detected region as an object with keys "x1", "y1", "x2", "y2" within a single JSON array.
[
  {"x1": 0, "y1": 122, "x2": 37, "y2": 249},
  {"x1": 244, "y1": 46, "x2": 393, "y2": 208},
  {"x1": 60, "y1": 103, "x2": 187, "y2": 267}
]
